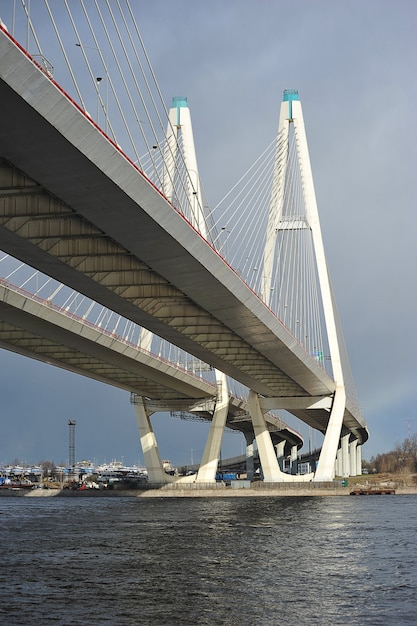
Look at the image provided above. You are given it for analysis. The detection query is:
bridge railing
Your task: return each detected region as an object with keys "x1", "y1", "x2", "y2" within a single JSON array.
[{"x1": 0, "y1": 278, "x2": 216, "y2": 385}]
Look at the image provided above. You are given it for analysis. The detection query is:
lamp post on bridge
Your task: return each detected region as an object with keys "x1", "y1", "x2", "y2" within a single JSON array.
[
  {"x1": 96, "y1": 76, "x2": 103, "y2": 124},
  {"x1": 75, "y1": 43, "x2": 109, "y2": 134}
]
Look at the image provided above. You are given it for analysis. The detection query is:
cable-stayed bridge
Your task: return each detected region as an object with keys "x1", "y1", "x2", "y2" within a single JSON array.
[{"x1": 0, "y1": 5, "x2": 368, "y2": 483}]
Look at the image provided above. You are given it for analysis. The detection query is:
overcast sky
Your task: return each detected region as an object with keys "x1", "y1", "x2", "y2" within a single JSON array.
[{"x1": 1, "y1": 0, "x2": 416, "y2": 467}]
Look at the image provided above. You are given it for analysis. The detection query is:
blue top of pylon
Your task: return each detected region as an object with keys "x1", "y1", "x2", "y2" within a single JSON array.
[
  {"x1": 283, "y1": 89, "x2": 299, "y2": 101},
  {"x1": 172, "y1": 96, "x2": 188, "y2": 108}
]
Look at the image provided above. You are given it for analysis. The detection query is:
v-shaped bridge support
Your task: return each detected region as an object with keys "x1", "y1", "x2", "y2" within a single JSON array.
[{"x1": 248, "y1": 390, "x2": 314, "y2": 482}]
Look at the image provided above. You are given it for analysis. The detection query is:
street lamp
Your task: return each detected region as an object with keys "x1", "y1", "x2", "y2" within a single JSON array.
[
  {"x1": 96, "y1": 76, "x2": 103, "y2": 123},
  {"x1": 75, "y1": 43, "x2": 109, "y2": 134}
]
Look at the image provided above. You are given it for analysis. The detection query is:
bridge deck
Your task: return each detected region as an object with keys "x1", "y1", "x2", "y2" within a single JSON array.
[{"x1": 0, "y1": 281, "x2": 302, "y2": 452}]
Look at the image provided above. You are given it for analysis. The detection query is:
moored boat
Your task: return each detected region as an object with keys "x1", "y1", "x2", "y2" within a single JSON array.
[{"x1": 0, "y1": 477, "x2": 35, "y2": 489}]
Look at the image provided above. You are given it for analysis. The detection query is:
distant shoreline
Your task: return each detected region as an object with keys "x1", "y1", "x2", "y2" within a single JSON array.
[{"x1": 2, "y1": 484, "x2": 417, "y2": 498}]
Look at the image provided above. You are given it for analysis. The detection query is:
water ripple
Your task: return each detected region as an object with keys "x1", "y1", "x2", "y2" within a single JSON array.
[{"x1": 0, "y1": 495, "x2": 416, "y2": 624}]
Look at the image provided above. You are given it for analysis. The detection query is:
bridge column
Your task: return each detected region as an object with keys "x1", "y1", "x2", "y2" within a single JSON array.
[
  {"x1": 248, "y1": 392, "x2": 314, "y2": 482},
  {"x1": 133, "y1": 396, "x2": 170, "y2": 484},
  {"x1": 248, "y1": 390, "x2": 284, "y2": 481},
  {"x1": 335, "y1": 447, "x2": 342, "y2": 477},
  {"x1": 290, "y1": 445, "x2": 298, "y2": 475},
  {"x1": 350, "y1": 439, "x2": 358, "y2": 476},
  {"x1": 248, "y1": 390, "x2": 311, "y2": 482},
  {"x1": 314, "y1": 387, "x2": 346, "y2": 481},
  {"x1": 276, "y1": 441, "x2": 285, "y2": 471},
  {"x1": 245, "y1": 433, "x2": 255, "y2": 481},
  {"x1": 196, "y1": 371, "x2": 229, "y2": 483},
  {"x1": 340, "y1": 433, "x2": 350, "y2": 478},
  {"x1": 356, "y1": 444, "x2": 362, "y2": 476}
]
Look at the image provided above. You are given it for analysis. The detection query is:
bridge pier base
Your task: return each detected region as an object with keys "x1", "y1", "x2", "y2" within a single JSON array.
[
  {"x1": 356, "y1": 443, "x2": 362, "y2": 476},
  {"x1": 248, "y1": 390, "x2": 313, "y2": 482},
  {"x1": 341, "y1": 433, "x2": 350, "y2": 478},
  {"x1": 276, "y1": 440, "x2": 285, "y2": 471},
  {"x1": 248, "y1": 390, "x2": 283, "y2": 481},
  {"x1": 133, "y1": 396, "x2": 172, "y2": 484},
  {"x1": 195, "y1": 371, "x2": 229, "y2": 483},
  {"x1": 350, "y1": 439, "x2": 358, "y2": 476},
  {"x1": 335, "y1": 447, "x2": 342, "y2": 477},
  {"x1": 245, "y1": 434, "x2": 255, "y2": 481},
  {"x1": 314, "y1": 386, "x2": 346, "y2": 482},
  {"x1": 290, "y1": 445, "x2": 298, "y2": 475}
]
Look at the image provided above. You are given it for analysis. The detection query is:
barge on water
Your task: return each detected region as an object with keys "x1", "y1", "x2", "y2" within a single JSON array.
[{"x1": 350, "y1": 487, "x2": 395, "y2": 496}]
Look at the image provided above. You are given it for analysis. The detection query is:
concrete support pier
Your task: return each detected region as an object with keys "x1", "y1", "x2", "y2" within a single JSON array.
[
  {"x1": 133, "y1": 396, "x2": 170, "y2": 484},
  {"x1": 276, "y1": 441, "x2": 285, "y2": 471},
  {"x1": 349, "y1": 439, "x2": 358, "y2": 476},
  {"x1": 341, "y1": 433, "x2": 350, "y2": 478},
  {"x1": 356, "y1": 443, "x2": 362, "y2": 477},
  {"x1": 196, "y1": 371, "x2": 229, "y2": 483},
  {"x1": 245, "y1": 433, "x2": 255, "y2": 482},
  {"x1": 290, "y1": 445, "x2": 298, "y2": 475},
  {"x1": 248, "y1": 390, "x2": 313, "y2": 482}
]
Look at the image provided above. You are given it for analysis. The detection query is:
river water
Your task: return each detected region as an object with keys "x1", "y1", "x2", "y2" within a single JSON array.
[{"x1": 0, "y1": 494, "x2": 416, "y2": 625}]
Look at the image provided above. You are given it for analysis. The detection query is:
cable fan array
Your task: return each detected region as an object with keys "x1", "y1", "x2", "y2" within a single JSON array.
[
  {"x1": 210, "y1": 127, "x2": 332, "y2": 378},
  {"x1": 3, "y1": 0, "x2": 212, "y2": 238}
]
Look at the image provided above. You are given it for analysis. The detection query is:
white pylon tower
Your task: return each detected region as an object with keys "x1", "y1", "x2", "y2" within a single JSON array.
[
  {"x1": 162, "y1": 96, "x2": 206, "y2": 233},
  {"x1": 137, "y1": 97, "x2": 229, "y2": 484},
  {"x1": 260, "y1": 90, "x2": 346, "y2": 481},
  {"x1": 140, "y1": 96, "x2": 206, "y2": 354}
]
